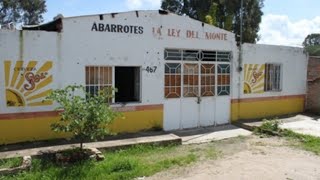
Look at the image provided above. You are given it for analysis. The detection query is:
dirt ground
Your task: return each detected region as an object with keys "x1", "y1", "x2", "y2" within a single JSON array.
[{"x1": 147, "y1": 135, "x2": 320, "y2": 180}]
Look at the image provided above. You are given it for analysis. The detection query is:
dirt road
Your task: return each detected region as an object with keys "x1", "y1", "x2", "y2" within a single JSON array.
[{"x1": 148, "y1": 136, "x2": 320, "y2": 180}]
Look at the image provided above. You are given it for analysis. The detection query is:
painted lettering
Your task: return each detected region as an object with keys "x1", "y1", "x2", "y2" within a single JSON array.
[
  {"x1": 98, "y1": 23, "x2": 104, "y2": 31},
  {"x1": 205, "y1": 32, "x2": 227, "y2": 40},
  {"x1": 91, "y1": 23, "x2": 144, "y2": 34},
  {"x1": 117, "y1": 25, "x2": 123, "y2": 33},
  {"x1": 186, "y1": 30, "x2": 199, "y2": 39},
  {"x1": 24, "y1": 72, "x2": 47, "y2": 91},
  {"x1": 252, "y1": 71, "x2": 263, "y2": 83},
  {"x1": 167, "y1": 29, "x2": 181, "y2": 37},
  {"x1": 146, "y1": 66, "x2": 157, "y2": 73},
  {"x1": 138, "y1": 26, "x2": 143, "y2": 34},
  {"x1": 91, "y1": 22, "x2": 98, "y2": 31},
  {"x1": 152, "y1": 27, "x2": 162, "y2": 36},
  {"x1": 111, "y1": 24, "x2": 117, "y2": 32}
]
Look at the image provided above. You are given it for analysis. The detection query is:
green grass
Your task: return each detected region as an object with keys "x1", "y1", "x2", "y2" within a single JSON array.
[
  {"x1": 0, "y1": 157, "x2": 22, "y2": 169},
  {"x1": 281, "y1": 130, "x2": 320, "y2": 155},
  {"x1": 0, "y1": 143, "x2": 218, "y2": 180},
  {"x1": 255, "y1": 119, "x2": 320, "y2": 156}
]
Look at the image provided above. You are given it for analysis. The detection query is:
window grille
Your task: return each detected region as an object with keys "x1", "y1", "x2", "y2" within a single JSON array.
[
  {"x1": 182, "y1": 50, "x2": 200, "y2": 61},
  {"x1": 217, "y1": 52, "x2": 231, "y2": 62},
  {"x1": 217, "y1": 64, "x2": 230, "y2": 96},
  {"x1": 202, "y1": 51, "x2": 217, "y2": 61},
  {"x1": 265, "y1": 63, "x2": 281, "y2": 91},
  {"x1": 164, "y1": 49, "x2": 231, "y2": 98},
  {"x1": 164, "y1": 49, "x2": 182, "y2": 60},
  {"x1": 201, "y1": 64, "x2": 215, "y2": 96},
  {"x1": 165, "y1": 63, "x2": 182, "y2": 98},
  {"x1": 183, "y1": 63, "x2": 199, "y2": 97},
  {"x1": 85, "y1": 66, "x2": 112, "y2": 97}
]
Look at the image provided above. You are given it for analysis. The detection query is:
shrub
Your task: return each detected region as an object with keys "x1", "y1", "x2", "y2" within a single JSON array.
[
  {"x1": 46, "y1": 85, "x2": 120, "y2": 150},
  {"x1": 254, "y1": 119, "x2": 282, "y2": 136}
]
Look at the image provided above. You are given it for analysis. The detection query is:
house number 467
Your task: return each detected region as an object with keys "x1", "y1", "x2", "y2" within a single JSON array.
[{"x1": 146, "y1": 66, "x2": 157, "y2": 73}]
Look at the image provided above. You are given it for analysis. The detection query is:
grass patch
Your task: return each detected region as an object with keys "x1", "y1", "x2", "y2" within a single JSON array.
[
  {"x1": 0, "y1": 157, "x2": 22, "y2": 169},
  {"x1": 255, "y1": 119, "x2": 320, "y2": 155},
  {"x1": 0, "y1": 144, "x2": 211, "y2": 180},
  {"x1": 281, "y1": 130, "x2": 320, "y2": 155}
]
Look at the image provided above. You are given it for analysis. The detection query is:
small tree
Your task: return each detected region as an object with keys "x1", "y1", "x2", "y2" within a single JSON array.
[{"x1": 47, "y1": 85, "x2": 119, "y2": 150}]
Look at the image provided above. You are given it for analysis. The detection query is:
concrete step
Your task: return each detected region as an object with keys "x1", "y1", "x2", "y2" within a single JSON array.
[{"x1": 0, "y1": 134, "x2": 182, "y2": 159}]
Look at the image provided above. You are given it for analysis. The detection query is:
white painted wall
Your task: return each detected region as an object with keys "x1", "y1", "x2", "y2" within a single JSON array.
[
  {"x1": 0, "y1": 10, "x2": 237, "y2": 114},
  {"x1": 60, "y1": 10, "x2": 237, "y2": 107},
  {"x1": 0, "y1": 30, "x2": 59, "y2": 114},
  {"x1": 231, "y1": 43, "x2": 308, "y2": 99}
]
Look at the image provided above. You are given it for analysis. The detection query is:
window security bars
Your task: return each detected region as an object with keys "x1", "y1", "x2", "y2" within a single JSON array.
[
  {"x1": 265, "y1": 64, "x2": 281, "y2": 91},
  {"x1": 164, "y1": 49, "x2": 231, "y2": 98}
]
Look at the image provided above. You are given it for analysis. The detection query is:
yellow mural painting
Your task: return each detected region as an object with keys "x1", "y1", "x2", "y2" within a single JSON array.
[
  {"x1": 4, "y1": 60, "x2": 53, "y2": 107},
  {"x1": 243, "y1": 64, "x2": 265, "y2": 94}
]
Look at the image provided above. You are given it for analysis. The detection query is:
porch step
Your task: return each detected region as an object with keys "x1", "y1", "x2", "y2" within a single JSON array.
[{"x1": 0, "y1": 134, "x2": 182, "y2": 159}]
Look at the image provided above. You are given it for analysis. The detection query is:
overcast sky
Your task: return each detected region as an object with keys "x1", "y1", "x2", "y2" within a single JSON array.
[{"x1": 44, "y1": 0, "x2": 320, "y2": 47}]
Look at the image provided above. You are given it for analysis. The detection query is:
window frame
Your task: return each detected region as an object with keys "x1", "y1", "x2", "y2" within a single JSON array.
[
  {"x1": 264, "y1": 63, "x2": 282, "y2": 92},
  {"x1": 164, "y1": 48, "x2": 232, "y2": 99},
  {"x1": 85, "y1": 65, "x2": 142, "y2": 104}
]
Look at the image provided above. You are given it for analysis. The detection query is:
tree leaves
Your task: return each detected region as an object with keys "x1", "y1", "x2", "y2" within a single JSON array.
[
  {"x1": 161, "y1": 0, "x2": 264, "y2": 43},
  {"x1": 46, "y1": 85, "x2": 120, "y2": 149},
  {"x1": 0, "y1": 0, "x2": 46, "y2": 25},
  {"x1": 303, "y1": 34, "x2": 320, "y2": 56}
]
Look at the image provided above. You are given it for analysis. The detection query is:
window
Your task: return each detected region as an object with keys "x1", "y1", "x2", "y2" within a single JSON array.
[
  {"x1": 264, "y1": 63, "x2": 281, "y2": 91},
  {"x1": 85, "y1": 66, "x2": 112, "y2": 96},
  {"x1": 164, "y1": 49, "x2": 182, "y2": 60},
  {"x1": 201, "y1": 64, "x2": 215, "y2": 96},
  {"x1": 164, "y1": 48, "x2": 231, "y2": 98},
  {"x1": 165, "y1": 63, "x2": 181, "y2": 98},
  {"x1": 183, "y1": 63, "x2": 199, "y2": 97},
  {"x1": 85, "y1": 66, "x2": 141, "y2": 103},
  {"x1": 217, "y1": 64, "x2": 230, "y2": 95}
]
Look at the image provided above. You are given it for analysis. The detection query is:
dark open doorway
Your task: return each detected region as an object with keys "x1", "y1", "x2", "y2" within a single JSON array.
[{"x1": 115, "y1": 67, "x2": 140, "y2": 103}]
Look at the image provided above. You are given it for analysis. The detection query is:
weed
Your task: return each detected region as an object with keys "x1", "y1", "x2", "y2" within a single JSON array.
[
  {"x1": 281, "y1": 129, "x2": 320, "y2": 155},
  {"x1": 254, "y1": 119, "x2": 282, "y2": 136},
  {"x1": 255, "y1": 120, "x2": 320, "y2": 156}
]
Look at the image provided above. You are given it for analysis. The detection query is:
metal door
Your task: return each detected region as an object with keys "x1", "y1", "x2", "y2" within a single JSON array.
[{"x1": 163, "y1": 49, "x2": 231, "y2": 130}]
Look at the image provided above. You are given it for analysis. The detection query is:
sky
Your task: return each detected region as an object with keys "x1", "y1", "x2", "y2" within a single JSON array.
[{"x1": 43, "y1": 0, "x2": 320, "y2": 47}]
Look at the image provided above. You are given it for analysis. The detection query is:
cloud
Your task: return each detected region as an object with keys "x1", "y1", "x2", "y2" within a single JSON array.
[
  {"x1": 258, "y1": 14, "x2": 320, "y2": 47},
  {"x1": 125, "y1": 0, "x2": 161, "y2": 10}
]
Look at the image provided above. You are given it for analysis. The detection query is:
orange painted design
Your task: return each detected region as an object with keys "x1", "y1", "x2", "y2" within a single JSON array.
[
  {"x1": 0, "y1": 104, "x2": 164, "y2": 120},
  {"x1": 231, "y1": 95, "x2": 306, "y2": 103}
]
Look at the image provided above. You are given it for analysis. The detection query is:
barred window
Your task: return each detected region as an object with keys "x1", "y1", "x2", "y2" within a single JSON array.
[
  {"x1": 85, "y1": 66, "x2": 112, "y2": 96},
  {"x1": 183, "y1": 50, "x2": 200, "y2": 61},
  {"x1": 164, "y1": 49, "x2": 182, "y2": 60},
  {"x1": 183, "y1": 63, "x2": 199, "y2": 97},
  {"x1": 265, "y1": 63, "x2": 281, "y2": 91},
  {"x1": 217, "y1": 64, "x2": 230, "y2": 96},
  {"x1": 202, "y1": 51, "x2": 217, "y2": 61},
  {"x1": 217, "y1": 51, "x2": 232, "y2": 62},
  {"x1": 165, "y1": 63, "x2": 182, "y2": 98},
  {"x1": 85, "y1": 66, "x2": 141, "y2": 103},
  {"x1": 164, "y1": 49, "x2": 231, "y2": 98},
  {"x1": 201, "y1": 64, "x2": 215, "y2": 96}
]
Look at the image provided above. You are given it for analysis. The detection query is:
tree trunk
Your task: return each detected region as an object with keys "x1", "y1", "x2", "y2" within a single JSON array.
[{"x1": 80, "y1": 141, "x2": 83, "y2": 151}]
